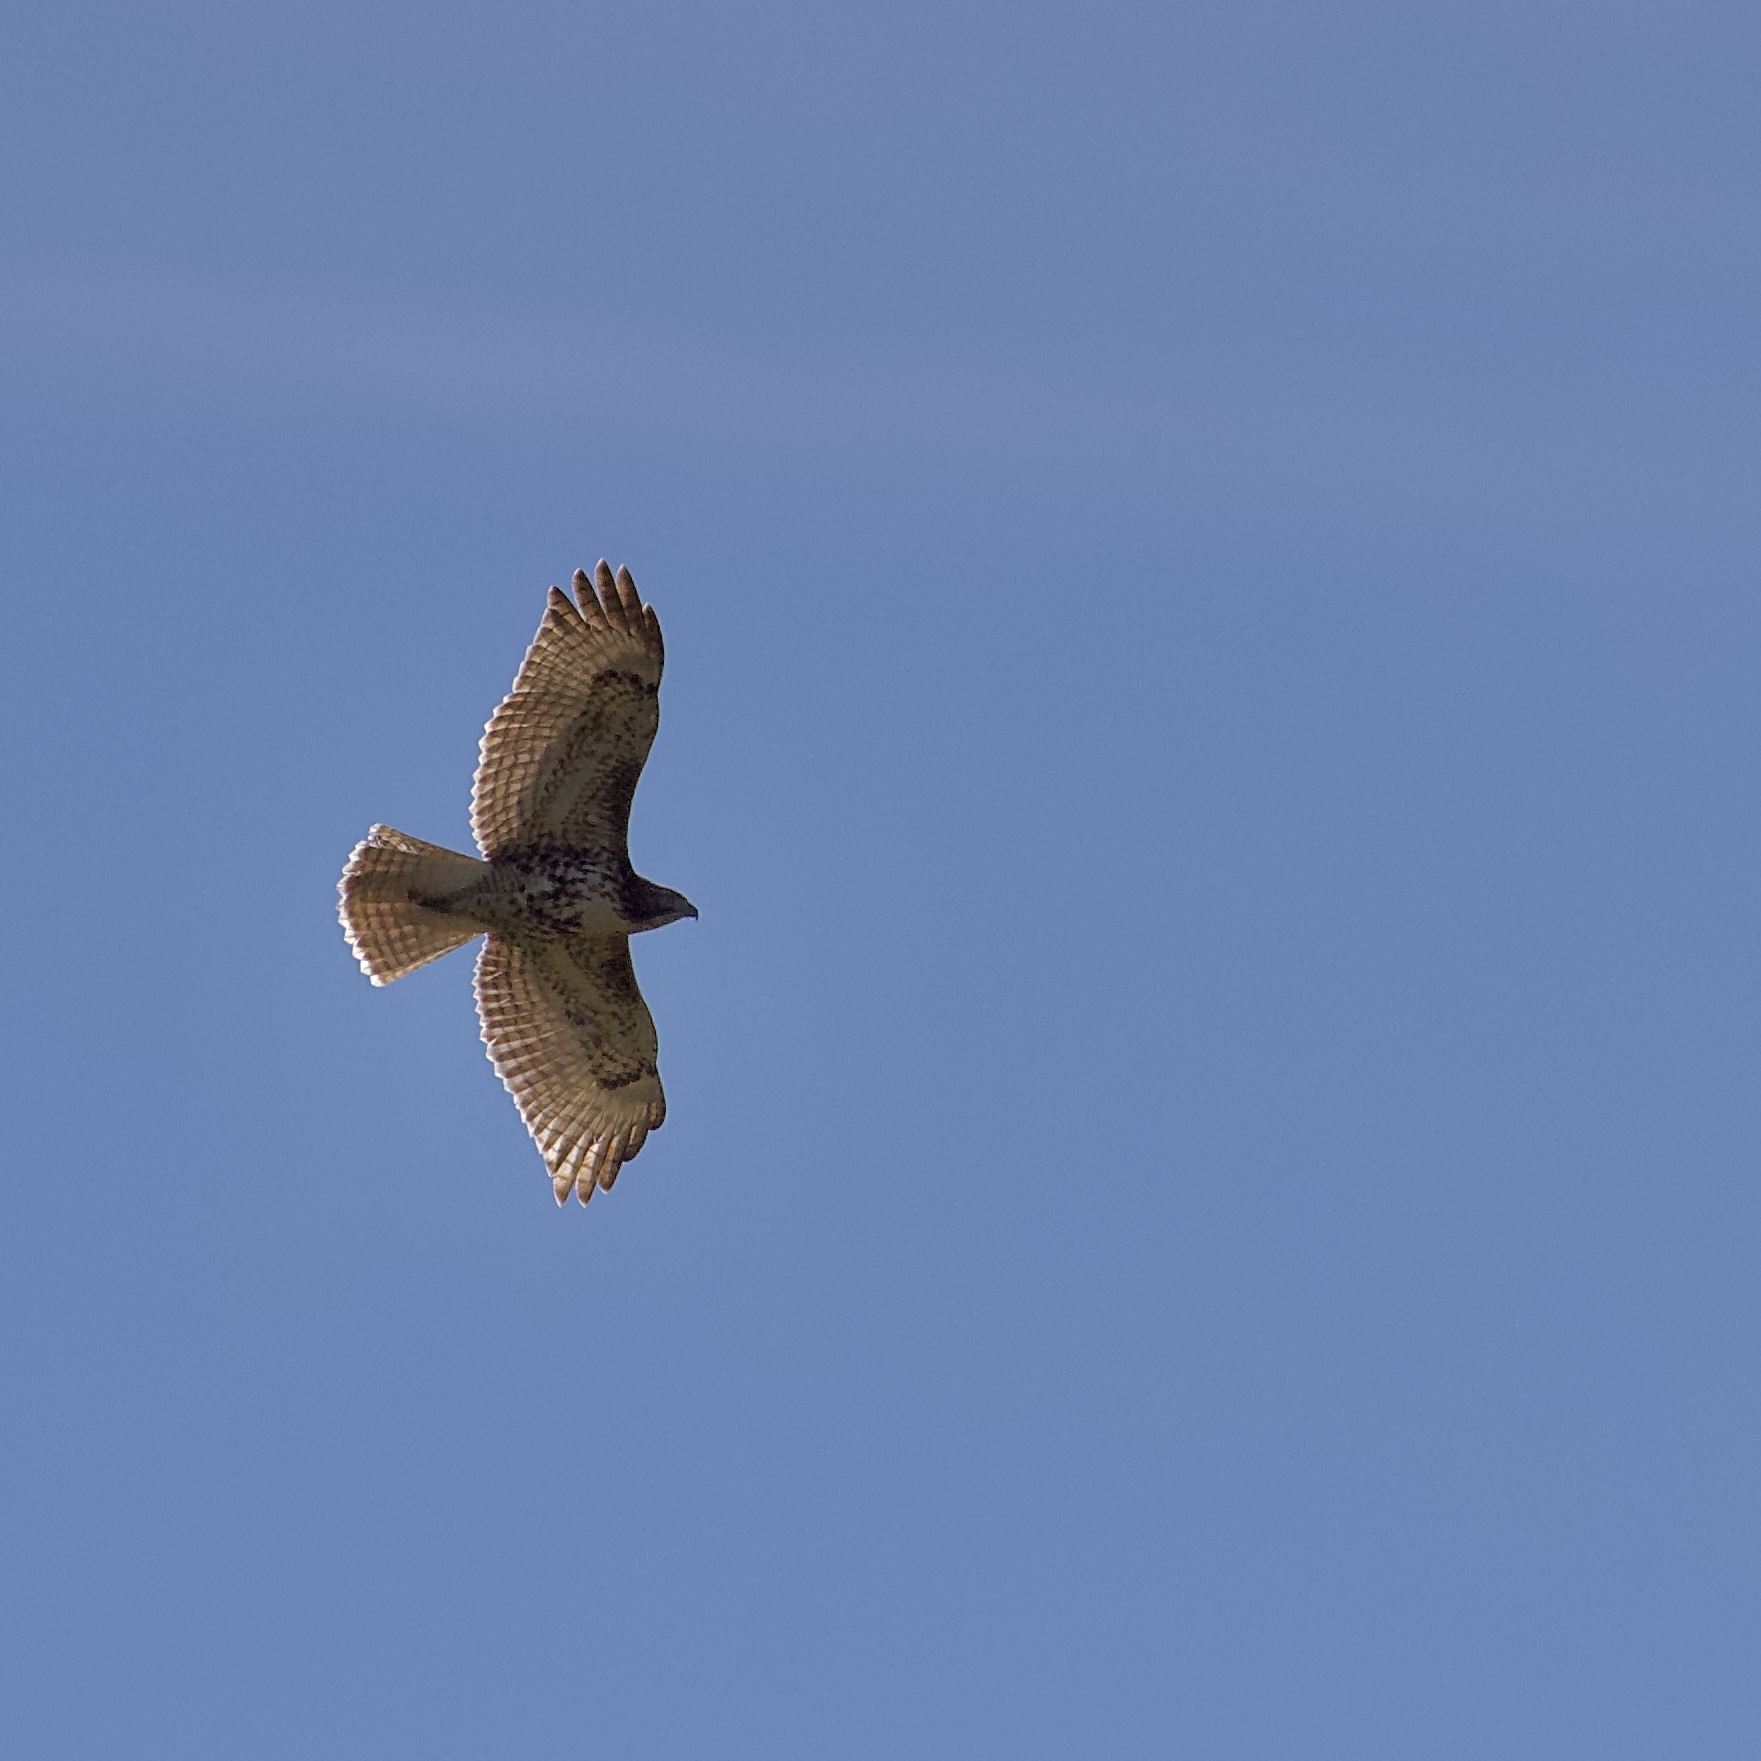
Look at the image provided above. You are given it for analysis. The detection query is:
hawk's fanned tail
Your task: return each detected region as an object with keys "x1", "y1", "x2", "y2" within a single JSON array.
[{"x1": 338, "y1": 825, "x2": 488, "y2": 985}]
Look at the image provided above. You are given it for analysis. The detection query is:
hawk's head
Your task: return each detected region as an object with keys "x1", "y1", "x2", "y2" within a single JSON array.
[{"x1": 630, "y1": 879, "x2": 699, "y2": 932}]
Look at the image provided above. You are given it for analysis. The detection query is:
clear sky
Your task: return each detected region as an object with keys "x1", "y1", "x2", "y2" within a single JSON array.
[{"x1": 3, "y1": 2, "x2": 1759, "y2": 1755}]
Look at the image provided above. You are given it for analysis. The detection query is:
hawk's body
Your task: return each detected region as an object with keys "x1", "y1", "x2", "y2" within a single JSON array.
[{"x1": 338, "y1": 561, "x2": 696, "y2": 1207}]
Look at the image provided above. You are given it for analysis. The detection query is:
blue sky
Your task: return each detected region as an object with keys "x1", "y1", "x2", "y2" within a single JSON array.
[{"x1": 3, "y1": 3, "x2": 1759, "y2": 1755}]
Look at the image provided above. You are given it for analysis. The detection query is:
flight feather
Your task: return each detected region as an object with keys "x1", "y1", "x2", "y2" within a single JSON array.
[{"x1": 471, "y1": 560, "x2": 665, "y2": 859}]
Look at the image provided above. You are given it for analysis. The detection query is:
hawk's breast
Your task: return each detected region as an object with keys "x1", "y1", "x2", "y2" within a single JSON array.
[{"x1": 467, "y1": 845, "x2": 635, "y2": 938}]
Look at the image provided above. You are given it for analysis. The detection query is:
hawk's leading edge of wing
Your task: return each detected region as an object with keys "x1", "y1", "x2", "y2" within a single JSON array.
[
  {"x1": 475, "y1": 933, "x2": 667, "y2": 1206},
  {"x1": 470, "y1": 560, "x2": 666, "y2": 859}
]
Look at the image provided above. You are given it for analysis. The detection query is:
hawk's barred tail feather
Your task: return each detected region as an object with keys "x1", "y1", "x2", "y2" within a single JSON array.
[{"x1": 338, "y1": 825, "x2": 488, "y2": 985}]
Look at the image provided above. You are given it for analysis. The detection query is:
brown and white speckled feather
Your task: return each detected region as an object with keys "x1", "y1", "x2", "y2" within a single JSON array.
[
  {"x1": 470, "y1": 561, "x2": 664, "y2": 860},
  {"x1": 474, "y1": 933, "x2": 666, "y2": 1205}
]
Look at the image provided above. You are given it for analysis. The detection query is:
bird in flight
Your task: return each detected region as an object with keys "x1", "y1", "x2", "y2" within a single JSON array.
[{"x1": 338, "y1": 561, "x2": 697, "y2": 1208}]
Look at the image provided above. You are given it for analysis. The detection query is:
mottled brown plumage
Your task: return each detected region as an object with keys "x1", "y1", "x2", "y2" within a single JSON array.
[{"x1": 338, "y1": 561, "x2": 695, "y2": 1207}]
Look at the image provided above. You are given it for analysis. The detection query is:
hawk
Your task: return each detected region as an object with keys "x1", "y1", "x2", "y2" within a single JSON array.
[{"x1": 338, "y1": 560, "x2": 697, "y2": 1207}]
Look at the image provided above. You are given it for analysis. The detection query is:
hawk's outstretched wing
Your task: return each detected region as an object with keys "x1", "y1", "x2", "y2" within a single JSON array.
[
  {"x1": 475, "y1": 933, "x2": 667, "y2": 1206},
  {"x1": 471, "y1": 560, "x2": 666, "y2": 859}
]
